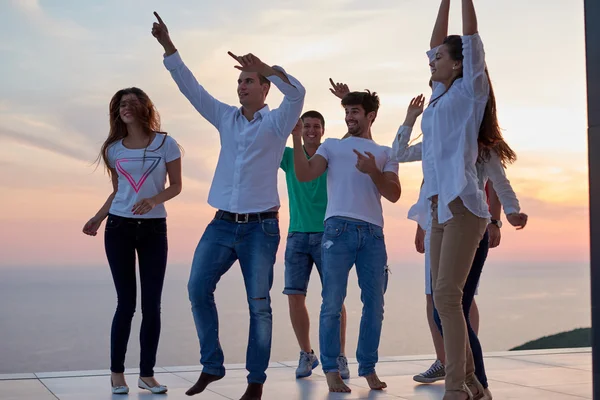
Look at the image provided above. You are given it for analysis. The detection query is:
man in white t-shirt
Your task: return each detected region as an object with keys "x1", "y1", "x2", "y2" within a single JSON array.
[{"x1": 292, "y1": 90, "x2": 400, "y2": 393}]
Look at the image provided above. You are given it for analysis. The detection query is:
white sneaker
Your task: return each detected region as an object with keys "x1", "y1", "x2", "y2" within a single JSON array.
[
  {"x1": 337, "y1": 355, "x2": 350, "y2": 379},
  {"x1": 296, "y1": 350, "x2": 319, "y2": 378}
]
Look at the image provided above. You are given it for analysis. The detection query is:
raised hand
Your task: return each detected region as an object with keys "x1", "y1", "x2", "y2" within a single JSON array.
[
  {"x1": 82, "y1": 216, "x2": 103, "y2": 237},
  {"x1": 329, "y1": 78, "x2": 350, "y2": 99},
  {"x1": 507, "y1": 213, "x2": 528, "y2": 230},
  {"x1": 404, "y1": 94, "x2": 425, "y2": 127},
  {"x1": 152, "y1": 12, "x2": 176, "y2": 54},
  {"x1": 291, "y1": 118, "x2": 303, "y2": 137},
  {"x1": 227, "y1": 52, "x2": 269, "y2": 75},
  {"x1": 353, "y1": 149, "x2": 379, "y2": 175}
]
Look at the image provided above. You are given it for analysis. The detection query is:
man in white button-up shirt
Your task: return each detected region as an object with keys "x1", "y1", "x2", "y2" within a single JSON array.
[{"x1": 152, "y1": 13, "x2": 305, "y2": 400}]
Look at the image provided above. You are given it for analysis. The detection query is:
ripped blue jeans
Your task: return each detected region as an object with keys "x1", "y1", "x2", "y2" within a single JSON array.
[{"x1": 319, "y1": 217, "x2": 389, "y2": 377}]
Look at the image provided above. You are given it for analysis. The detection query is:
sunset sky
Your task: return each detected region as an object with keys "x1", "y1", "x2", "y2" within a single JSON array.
[{"x1": 0, "y1": 0, "x2": 590, "y2": 268}]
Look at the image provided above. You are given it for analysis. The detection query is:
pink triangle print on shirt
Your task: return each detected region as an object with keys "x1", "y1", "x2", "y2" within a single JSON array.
[{"x1": 115, "y1": 156, "x2": 161, "y2": 193}]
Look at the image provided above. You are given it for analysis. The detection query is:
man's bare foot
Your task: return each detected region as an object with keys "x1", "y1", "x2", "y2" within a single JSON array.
[
  {"x1": 325, "y1": 372, "x2": 351, "y2": 393},
  {"x1": 365, "y1": 373, "x2": 387, "y2": 390},
  {"x1": 185, "y1": 372, "x2": 223, "y2": 396},
  {"x1": 240, "y1": 383, "x2": 263, "y2": 400}
]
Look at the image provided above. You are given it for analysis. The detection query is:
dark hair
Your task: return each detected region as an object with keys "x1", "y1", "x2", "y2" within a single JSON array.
[
  {"x1": 432, "y1": 35, "x2": 516, "y2": 167},
  {"x1": 301, "y1": 110, "x2": 325, "y2": 129},
  {"x1": 341, "y1": 90, "x2": 380, "y2": 122},
  {"x1": 97, "y1": 87, "x2": 169, "y2": 177},
  {"x1": 478, "y1": 79, "x2": 517, "y2": 167},
  {"x1": 258, "y1": 74, "x2": 271, "y2": 87}
]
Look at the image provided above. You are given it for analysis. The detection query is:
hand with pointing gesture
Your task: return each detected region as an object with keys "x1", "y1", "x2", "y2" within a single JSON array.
[
  {"x1": 227, "y1": 52, "x2": 269, "y2": 76},
  {"x1": 353, "y1": 149, "x2": 379, "y2": 175},
  {"x1": 151, "y1": 12, "x2": 177, "y2": 55},
  {"x1": 329, "y1": 78, "x2": 350, "y2": 99}
]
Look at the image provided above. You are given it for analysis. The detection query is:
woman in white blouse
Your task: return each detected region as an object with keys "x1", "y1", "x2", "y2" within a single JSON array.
[
  {"x1": 394, "y1": 94, "x2": 526, "y2": 400},
  {"x1": 404, "y1": 1, "x2": 528, "y2": 399}
]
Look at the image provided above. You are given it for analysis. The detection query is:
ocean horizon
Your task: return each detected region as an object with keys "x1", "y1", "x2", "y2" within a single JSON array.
[{"x1": 0, "y1": 260, "x2": 590, "y2": 374}]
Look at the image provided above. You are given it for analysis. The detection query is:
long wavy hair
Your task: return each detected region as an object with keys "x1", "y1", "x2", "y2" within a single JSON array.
[
  {"x1": 430, "y1": 35, "x2": 517, "y2": 167},
  {"x1": 97, "y1": 87, "x2": 168, "y2": 177}
]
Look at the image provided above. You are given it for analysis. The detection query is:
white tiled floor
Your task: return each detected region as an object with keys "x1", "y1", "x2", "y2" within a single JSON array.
[{"x1": 0, "y1": 348, "x2": 591, "y2": 399}]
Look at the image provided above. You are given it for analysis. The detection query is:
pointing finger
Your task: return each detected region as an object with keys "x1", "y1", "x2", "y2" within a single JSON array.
[
  {"x1": 153, "y1": 12, "x2": 164, "y2": 25},
  {"x1": 227, "y1": 51, "x2": 240, "y2": 62},
  {"x1": 353, "y1": 149, "x2": 366, "y2": 159}
]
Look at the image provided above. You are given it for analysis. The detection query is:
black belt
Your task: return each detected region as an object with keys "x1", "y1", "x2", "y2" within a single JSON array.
[{"x1": 215, "y1": 210, "x2": 279, "y2": 223}]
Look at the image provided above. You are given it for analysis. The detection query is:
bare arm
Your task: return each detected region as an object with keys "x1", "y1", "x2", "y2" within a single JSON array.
[
  {"x1": 151, "y1": 158, "x2": 182, "y2": 205},
  {"x1": 292, "y1": 133, "x2": 327, "y2": 182},
  {"x1": 462, "y1": 0, "x2": 478, "y2": 36},
  {"x1": 97, "y1": 171, "x2": 118, "y2": 219},
  {"x1": 369, "y1": 171, "x2": 401, "y2": 203},
  {"x1": 431, "y1": 0, "x2": 451, "y2": 48},
  {"x1": 82, "y1": 170, "x2": 118, "y2": 236}
]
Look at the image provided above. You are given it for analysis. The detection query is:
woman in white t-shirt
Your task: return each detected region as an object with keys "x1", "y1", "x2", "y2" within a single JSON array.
[
  {"x1": 82, "y1": 87, "x2": 182, "y2": 395},
  {"x1": 410, "y1": 1, "x2": 527, "y2": 399}
]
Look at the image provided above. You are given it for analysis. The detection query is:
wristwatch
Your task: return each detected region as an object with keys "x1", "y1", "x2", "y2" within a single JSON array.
[{"x1": 490, "y1": 219, "x2": 502, "y2": 228}]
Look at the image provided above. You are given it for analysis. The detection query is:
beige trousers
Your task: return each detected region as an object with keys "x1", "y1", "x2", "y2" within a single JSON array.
[{"x1": 430, "y1": 198, "x2": 488, "y2": 391}]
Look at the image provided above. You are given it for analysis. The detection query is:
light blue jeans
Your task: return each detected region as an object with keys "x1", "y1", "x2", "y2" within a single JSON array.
[
  {"x1": 187, "y1": 216, "x2": 280, "y2": 384},
  {"x1": 319, "y1": 217, "x2": 389, "y2": 377}
]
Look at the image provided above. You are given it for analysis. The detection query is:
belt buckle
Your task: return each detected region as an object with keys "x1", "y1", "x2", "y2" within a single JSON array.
[{"x1": 235, "y1": 213, "x2": 249, "y2": 223}]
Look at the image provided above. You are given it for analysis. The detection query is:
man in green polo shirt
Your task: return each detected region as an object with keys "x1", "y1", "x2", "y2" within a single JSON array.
[{"x1": 280, "y1": 110, "x2": 349, "y2": 380}]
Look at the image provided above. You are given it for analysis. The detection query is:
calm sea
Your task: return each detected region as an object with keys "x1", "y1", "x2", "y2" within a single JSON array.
[{"x1": 0, "y1": 261, "x2": 590, "y2": 374}]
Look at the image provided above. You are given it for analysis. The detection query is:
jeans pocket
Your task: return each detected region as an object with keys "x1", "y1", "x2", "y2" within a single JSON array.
[
  {"x1": 262, "y1": 219, "x2": 280, "y2": 237},
  {"x1": 105, "y1": 215, "x2": 122, "y2": 231},
  {"x1": 287, "y1": 232, "x2": 295, "y2": 239},
  {"x1": 323, "y1": 221, "x2": 346, "y2": 239},
  {"x1": 371, "y1": 225, "x2": 385, "y2": 240}
]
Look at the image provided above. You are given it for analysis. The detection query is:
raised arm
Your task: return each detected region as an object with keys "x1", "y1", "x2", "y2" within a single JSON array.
[
  {"x1": 459, "y1": 1, "x2": 488, "y2": 100},
  {"x1": 329, "y1": 78, "x2": 350, "y2": 100},
  {"x1": 431, "y1": 0, "x2": 451, "y2": 49},
  {"x1": 462, "y1": 0, "x2": 478, "y2": 36},
  {"x1": 152, "y1": 12, "x2": 233, "y2": 129},
  {"x1": 269, "y1": 66, "x2": 306, "y2": 139},
  {"x1": 228, "y1": 52, "x2": 306, "y2": 139},
  {"x1": 291, "y1": 121, "x2": 327, "y2": 182},
  {"x1": 392, "y1": 95, "x2": 425, "y2": 162}
]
